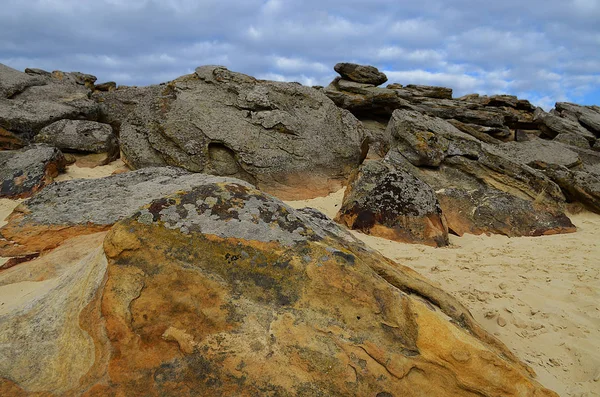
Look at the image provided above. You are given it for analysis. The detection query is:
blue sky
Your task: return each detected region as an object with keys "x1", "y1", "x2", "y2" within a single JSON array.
[{"x1": 1, "y1": 0, "x2": 599, "y2": 109}]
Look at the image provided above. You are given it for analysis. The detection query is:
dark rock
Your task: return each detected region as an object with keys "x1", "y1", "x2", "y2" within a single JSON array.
[
  {"x1": 336, "y1": 155, "x2": 449, "y2": 247},
  {"x1": 97, "y1": 65, "x2": 366, "y2": 200},
  {"x1": 0, "y1": 167, "x2": 250, "y2": 256},
  {"x1": 34, "y1": 119, "x2": 118, "y2": 161},
  {"x1": 95, "y1": 81, "x2": 117, "y2": 92},
  {"x1": 334, "y1": 62, "x2": 388, "y2": 85},
  {"x1": 24, "y1": 68, "x2": 51, "y2": 77},
  {"x1": 359, "y1": 118, "x2": 391, "y2": 159},
  {"x1": 0, "y1": 144, "x2": 66, "y2": 199},
  {"x1": 0, "y1": 126, "x2": 26, "y2": 150}
]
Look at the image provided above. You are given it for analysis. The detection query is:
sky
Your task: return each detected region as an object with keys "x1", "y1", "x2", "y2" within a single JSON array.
[{"x1": 1, "y1": 0, "x2": 599, "y2": 109}]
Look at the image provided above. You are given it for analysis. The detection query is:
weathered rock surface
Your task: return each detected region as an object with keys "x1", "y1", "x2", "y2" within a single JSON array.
[
  {"x1": 0, "y1": 179, "x2": 556, "y2": 396},
  {"x1": 385, "y1": 110, "x2": 576, "y2": 237},
  {"x1": 334, "y1": 62, "x2": 388, "y2": 85},
  {"x1": 336, "y1": 156, "x2": 449, "y2": 247},
  {"x1": 0, "y1": 167, "x2": 249, "y2": 256},
  {"x1": 534, "y1": 107, "x2": 596, "y2": 142},
  {"x1": 96, "y1": 65, "x2": 366, "y2": 200},
  {"x1": 0, "y1": 144, "x2": 66, "y2": 199},
  {"x1": 0, "y1": 63, "x2": 100, "y2": 143},
  {"x1": 34, "y1": 119, "x2": 118, "y2": 162},
  {"x1": 498, "y1": 139, "x2": 600, "y2": 213},
  {"x1": 555, "y1": 102, "x2": 600, "y2": 136},
  {"x1": 0, "y1": 233, "x2": 109, "y2": 395}
]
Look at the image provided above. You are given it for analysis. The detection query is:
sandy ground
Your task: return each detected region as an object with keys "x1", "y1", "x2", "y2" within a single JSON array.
[
  {"x1": 287, "y1": 189, "x2": 600, "y2": 397},
  {"x1": 1, "y1": 160, "x2": 598, "y2": 395}
]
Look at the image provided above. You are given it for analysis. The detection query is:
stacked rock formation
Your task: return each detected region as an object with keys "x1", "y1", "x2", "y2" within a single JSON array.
[{"x1": 1, "y1": 60, "x2": 599, "y2": 395}]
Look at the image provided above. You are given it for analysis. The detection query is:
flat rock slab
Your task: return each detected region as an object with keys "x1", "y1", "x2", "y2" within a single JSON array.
[{"x1": 0, "y1": 144, "x2": 66, "y2": 199}]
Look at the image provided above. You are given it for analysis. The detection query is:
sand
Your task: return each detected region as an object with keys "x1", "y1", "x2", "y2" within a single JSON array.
[
  {"x1": 1, "y1": 160, "x2": 598, "y2": 395},
  {"x1": 287, "y1": 189, "x2": 600, "y2": 397}
]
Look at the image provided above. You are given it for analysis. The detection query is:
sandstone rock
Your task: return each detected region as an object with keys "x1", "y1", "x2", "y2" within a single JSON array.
[
  {"x1": 553, "y1": 132, "x2": 591, "y2": 149},
  {"x1": 498, "y1": 139, "x2": 582, "y2": 169},
  {"x1": 0, "y1": 167, "x2": 251, "y2": 256},
  {"x1": 0, "y1": 233, "x2": 109, "y2": 395},
  {"x1": 0, "y1": 126, "x2": 25, "y2": 150},
  {"x1": 336, "y1": 156, "x2": 449, "y2": 247},
  {"x1": 94, "y1": 81, "x2": 117, "y2": 92},
  {"x1": 404, "y1": 84, "x2": 452, "y2": 99},
  {"x1": 0, "y1": 63, "x2": 100, "y2": 141},
  {"x1": 534, "y1": 107, "x2": 596, "y2": 142},
  {"x1": 0, "y1": 64, "x2": 46, "y2": 99},
  {"x1": 334, "y1": 62, "x2": 388, "y2": 85},
  {"x1": 97, "y1": 65, "x2": 366, "y2": 200},
  {"x1": 385, "y1": 110, "x2": 575, "y2": 237},
  {"x1": 0, "y1": 144, "x2": 66, "y2": 199},
  {"x1": 555, "y1": 102, "x2": 600, "y2": 136},
  {"x1": 359, "y1": 118, "x2": 392, "y2": 159},
  {"x1": 34, "y1": 119, "x2": 118, "y2": 162},
  {"x1": 67, "y1": 180, "x2": 553, "y2": 396}
]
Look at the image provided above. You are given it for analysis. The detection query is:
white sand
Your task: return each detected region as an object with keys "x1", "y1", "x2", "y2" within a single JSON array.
[
  {"x1": 287, "y1": 189, "x2": 600, "y2": 397},
  {"x1": 55, "y1": 157, "x2": 128, "y2": 182}
]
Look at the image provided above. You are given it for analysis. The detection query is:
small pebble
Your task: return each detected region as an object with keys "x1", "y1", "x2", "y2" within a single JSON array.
[{"x1": 497, "y1": 317, "x2": 507, "y2": 327}]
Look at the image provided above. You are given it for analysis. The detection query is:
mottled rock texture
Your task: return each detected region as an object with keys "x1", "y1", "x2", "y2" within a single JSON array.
[
  {"x1": 336, "y1": 156, "x2": 449, "y2": 247},
  {"x1": 0, "y1": 179, "x2": 555, "y2": 396},
  {"x1": 0, "y1": 64, "x2": 100, "y2": 143},
  {"x1": 334, "y1": 62, "x2": 388, "y2": 85},
  {"x1": 0, "y1": 144, "x2": 66, "y2": 199},
  {"x1": 96, "y1": 65, "x2": 366, "y2": 200},
  {"x1": 34, "y1": 119, "x2": 118, "y2": 162},
  {"x1": 384, "y1": 110, "x2": 576, "y2": 237},
  {"x1": 0, "y1": 167, "x2": 250, "y2": 256}
]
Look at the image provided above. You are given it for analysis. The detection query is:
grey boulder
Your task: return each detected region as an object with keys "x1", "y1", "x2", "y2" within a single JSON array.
[
  {"x1": 334, "y1": 62, "x2": 388, "y2": 86},
  {"x1": 97, "y1": 65, "x2": 366, "y2": 200},
  {"x1": 0, "y1": 144, "x2": 67, "y2": 199},
  {"x1": 35, "y1": 119, "x2": 118, "y2": 162}
]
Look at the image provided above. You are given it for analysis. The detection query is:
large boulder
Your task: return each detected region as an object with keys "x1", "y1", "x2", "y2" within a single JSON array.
[
  {"x1": 385, "y1": 110, "x2": 576, "y2": 237},
  {"x1": 334, "y1": 62, "x2": 388, "y2": 85},
  {"x1": 0, "y1": 63, "x2": 100, "y2": 143},
  {"x1": 0, "y1": 168, "x2": 249, "y2": 256},
  {"x1": 34, "y1": 119, "x2": 119, "y2": 162},
  {"x1": 0, "y1": 178, "x2": 557, "y2": 396},
  {"x1": 96, "y1": 65, "x2": 366, "y2": 200},
  {"x1": 336, "y1": 155, "x2": 449, "y2": 247},
  {"x1": 0, "y1": 144, "x2": 66, "y2": 199}
]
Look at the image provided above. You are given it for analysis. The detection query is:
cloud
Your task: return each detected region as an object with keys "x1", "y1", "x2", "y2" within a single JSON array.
[{"x1": 0, "y1": 0, "x2": 598, "y2": 108}]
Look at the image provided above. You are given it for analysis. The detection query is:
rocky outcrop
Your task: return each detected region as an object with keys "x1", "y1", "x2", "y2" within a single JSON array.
[
  {"x1": 34, "y1": 119, "x2": 119, "y2": 163},
  {"x1": 0, "y1": 233, "x2": 109, "y2": 395},
  {"x1": 0, "y1": 64, "x2": 100, "y2": 144},
  {"x1": 334, "y1": 62, "x2": 388, "y2": 85},
  {"x1": 0, "y1": 144, "x2": 66, "y2": 199},
  {"x1": 0, "y1": 167, "x2": 252, "y2": 257},
  {"x1": 382, "y1": 110, "x2": 576, "y2": 237},
  {"x1": 497, "y1": 139, "x2": 600, "y2": 213},
  {"x1": 96, "y1": 65, "x2": 366, "y2": 200},
  {"x1": 534, "y1": 107, "x2": 596, "y2": 143},
  {"x1": 554, "y1": 102, "x2": 600, "y2": 136},
  {"x1": 336, "y1": 155, "x2": 449, "y2": 247},
  {"x1": 0, "y1": 177, "x2": 556, "y2": 396}
]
